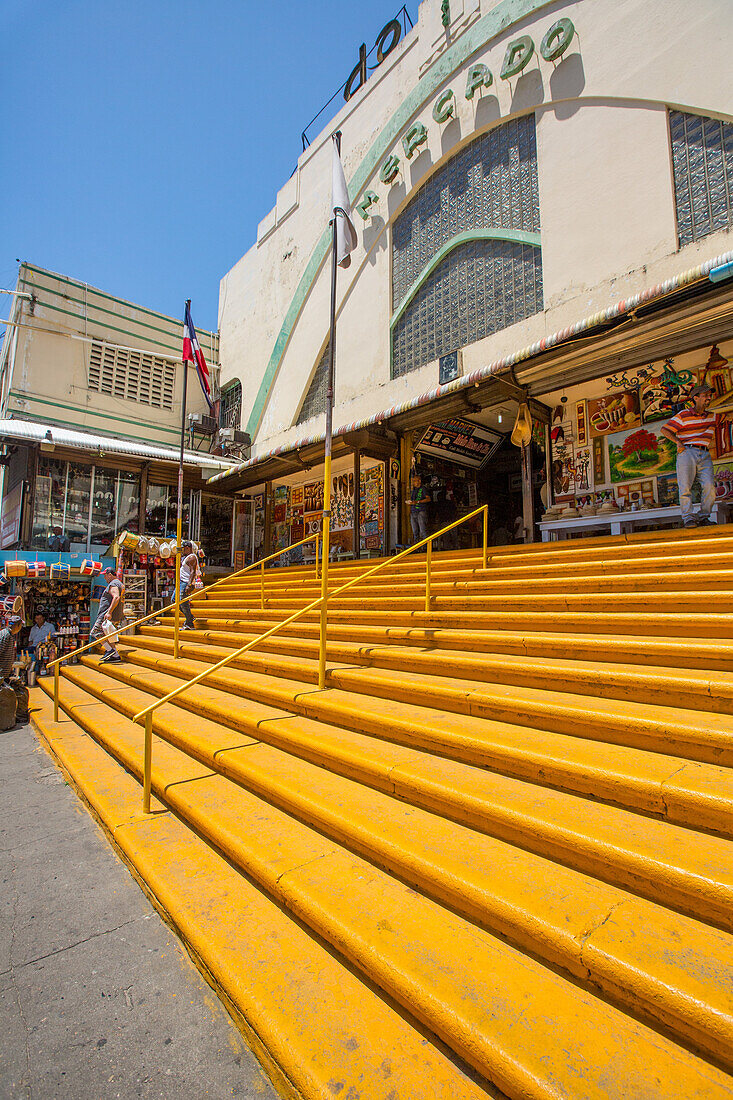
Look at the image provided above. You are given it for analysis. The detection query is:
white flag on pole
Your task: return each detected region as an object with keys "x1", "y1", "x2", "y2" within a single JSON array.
[{"x1": 332, "y1": 135, "x2": 358, "y2": 268}]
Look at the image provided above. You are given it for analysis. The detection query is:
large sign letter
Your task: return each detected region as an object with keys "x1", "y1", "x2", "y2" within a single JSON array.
[
  {"x1": 500, "y1": 35, "x2": 535, "y2": 80},
  {"x1": 402, "y1": 122, "x2": 428, "y2": 160},
  {"x1": 375, "y1": 19, "x2": 401, "y2": 64},
  {"x1": 465, "y1": 63, "x2": 493, "y2": 99},
  {"x1": 380, "y1": 155, "x2": 401, "y2": 184},
  {"x1": 540, "y1": 18, "x2": 575, "y2": 63},
  {"x1": 344, "y1": 44, "x2": 367, "y2": 101},
  {"x1": 432, "y1": 89, "x2": 455, "y2": 124}
]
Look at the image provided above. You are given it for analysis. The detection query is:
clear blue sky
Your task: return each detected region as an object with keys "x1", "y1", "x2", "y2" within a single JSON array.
[{"x1": 2, "y1": 1, "x2": 414, "y2": 333}]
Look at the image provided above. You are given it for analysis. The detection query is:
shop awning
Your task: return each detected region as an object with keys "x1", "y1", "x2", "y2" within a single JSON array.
[
  {"x1": 207, "y1": 245, "x2": 733, "y2": 491},
  {"x1": 0, "y1": 418, "x2": 235, "y2": 476}
]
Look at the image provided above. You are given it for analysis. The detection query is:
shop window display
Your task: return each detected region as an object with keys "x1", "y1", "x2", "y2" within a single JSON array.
[
  {"x1": 116, "y1": 471, "x2": 140, "y2": 535},
  {"x1": 65, "y1": 462, "x2": 93, "y2": 548},
  {"x1": 90, "y1": 467, "x2": 118, "y2": 552},
  {"x1": 200, "y1": 494, "x2": 233, "y2": 567},
  {"x1": 144, "y1": 484, "x2": 192, "y2": 539},
  {"x1": 31, "y1": 458, "x2": 67, "y2": 550}
]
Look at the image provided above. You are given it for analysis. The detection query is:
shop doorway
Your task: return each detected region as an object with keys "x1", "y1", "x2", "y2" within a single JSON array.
[{"x1": 412, "y1": 409, "x2": 546, "y2": 545}]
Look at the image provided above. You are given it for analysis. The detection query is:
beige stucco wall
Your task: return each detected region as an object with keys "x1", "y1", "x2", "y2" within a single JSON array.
[
  {"x1": 219, "y1": 0, "x2": 733, "y2": 462},
  {"x1": 4, "y1": 265, "x2": 219, "y2": 449}
]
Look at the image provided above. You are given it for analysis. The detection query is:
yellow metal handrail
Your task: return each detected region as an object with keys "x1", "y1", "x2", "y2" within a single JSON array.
[
  {"x1": 131, "y1": 504, "x2": 488, "y2": 811},
  {"x1": 47, "y1": 532, "x2": 321, "y2": 734}
]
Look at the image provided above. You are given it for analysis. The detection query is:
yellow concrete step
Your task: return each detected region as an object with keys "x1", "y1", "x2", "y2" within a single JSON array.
[
  {"x1": 35, "y1": 679, "x2": 733, "y2": 1082},
  {"x1": 189, "y1": 604, "x2": 733, "y2": 638},
  {"x1": 69, "y1": 654, "x2": 733, "y2": 931},
  {"x1": 144, "y1": 620, "x2": 733, "y2": 672},
  {"x1": 117, "y1": 642, "x2": 733, "y2": 769},
  {"x1": 242, "y1": 589, "x2": 733, "y2": 614},
  {"x1": 30, "y1": 694, "x2": 489, "y2": 1100},
  {"x1": 67, "y1": 655, "x2": 733, "y2": 836},
  {"x1": 130, "y1": 627, "x2": 733, "y2": 717},
  {"x1": 220, "y1": 566, "x2": 733, "y2": 600}
]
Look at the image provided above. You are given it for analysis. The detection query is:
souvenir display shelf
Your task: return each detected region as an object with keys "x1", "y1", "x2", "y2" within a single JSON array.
[
  {"x1": 122, "y1": 571, "x2": 147, "y2": 620},
  {"x1": 16, "y1": 577, "x2": 93, "y2": 655},
  {"x1": 155, "y1": 568, "x2": 175, "y2": 596}
]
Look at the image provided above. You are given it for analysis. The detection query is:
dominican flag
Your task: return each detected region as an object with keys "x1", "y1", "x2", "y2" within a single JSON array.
[{"x1": 183, "y1": 300, "x2": 213, "y2": 409}]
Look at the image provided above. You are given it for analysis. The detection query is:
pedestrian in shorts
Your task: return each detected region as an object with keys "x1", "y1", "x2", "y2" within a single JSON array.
[{"x1": 90, "y1": 568, "x2": 126, "y2": 663}]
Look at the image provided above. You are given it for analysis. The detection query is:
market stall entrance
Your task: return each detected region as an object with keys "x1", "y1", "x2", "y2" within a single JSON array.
[{"x1": 411, "y1": 405, "x2": 546, "y2": 545}]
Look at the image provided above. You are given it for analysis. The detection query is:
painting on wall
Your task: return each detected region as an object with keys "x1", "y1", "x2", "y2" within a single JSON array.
[
  {"x1": 304, "y1": 511, "x2": 322, "y2": 535},
  {"x1": 291, "y1": 486, "x2": 304, "y2": 508},
  {"x1": 573, "y1": 446, "x2": 593, "y2": 492},
  {"x1": 714, "y1": 462, "x2": 733, "y2": 501},
  {"x1": 331, "y1": 472, "x2": 355, "y2": 531},
  {"x1": 607, "y1": 424, "x2": 676, "y2": 483},
  {"x1": 616, "y1": 480, "x2": 655, "y2": 507},
  {"x1": 552, "y1": 450, "x2": 577, "y2": 499},
  {"x1": 575, "y1": 401, "x2": 588, "y2": 446},
  {"x1": 714, "y1": 415, "x2": 733, "y2": 460},
  {"x1": 588, "y1": 391, "x2": 641, "y2": 437},
  {"x1": 550, "y1": 404, "x2": 575, "y2": 502},
  {"x1": 359, "y1": 465, "x2": 384, "y2": 549},
  {"x1": 304, "y1": 480, "x2": 324, "y2": 512},
  {"x1": 592, "y1": 437, "x2": 605, "y2": 484}
]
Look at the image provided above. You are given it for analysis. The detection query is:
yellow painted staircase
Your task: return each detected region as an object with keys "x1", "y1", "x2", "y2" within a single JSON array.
[{"x1": 32, "y1": 525, "x2": 733, "y2": 1098}]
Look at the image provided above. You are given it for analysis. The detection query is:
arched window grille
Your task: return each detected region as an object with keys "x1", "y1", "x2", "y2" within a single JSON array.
[{"x1": 391, "y1": 115, "x2": 542, "y2": 378}]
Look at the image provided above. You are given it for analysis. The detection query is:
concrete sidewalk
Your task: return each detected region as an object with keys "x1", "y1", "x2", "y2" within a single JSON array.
[{"x1": 0, "y1": 722, "x2": 276, "y2": 1100}]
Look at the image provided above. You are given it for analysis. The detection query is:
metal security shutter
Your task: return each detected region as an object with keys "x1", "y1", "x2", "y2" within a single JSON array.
[{"x1": 87, "y1": 341, "x2": 176, "y2": 410}]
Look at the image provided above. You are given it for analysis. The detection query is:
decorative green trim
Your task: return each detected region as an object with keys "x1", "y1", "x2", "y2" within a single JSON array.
[
  {"x1": 18, "y1": 287, "x2": 184, "y2": 357},
  {"x1": 20, "y1": 263, "x2": 203, "y2": 331},
  {"x1": 3, "y1": 408, "x2": 185, "y2": 451},
  {"x1": 389, "y1": 229, "x2": 541, "y2": 328},
  {"x1": 8, "y1": 391, "x2": 182, "y2": 438},
  {"x1": 244, "y1": 0, "x2": 556, "y2": 439}
]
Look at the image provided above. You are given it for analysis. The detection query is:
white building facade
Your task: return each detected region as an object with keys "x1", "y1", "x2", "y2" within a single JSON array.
[{"x1": 214, "y1": 0, "x2": 733, "y2": 549}]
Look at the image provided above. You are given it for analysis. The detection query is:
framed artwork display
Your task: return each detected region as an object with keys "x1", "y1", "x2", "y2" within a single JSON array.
[
  {"x1": 588, "y1": 391, "x2": 641, "y2": 437},
  {"x1": 607, "y1": 424, "x2": 676, "y2": 483},
  {"x1": 714, "y1": 461, "x2": 733, "y2": 501},
  {"x1": 575, "y1": 401, "x2": 588, "y2": 446},
  {"x1": 592, "y1": 437, "x2": 605, "y2": 484},
  {"x1": 573, "y1": 446, "x2": 593, "y2": 492},
  {"x1": 616, "y1": 480, "x2": 655, "y2": 507}
]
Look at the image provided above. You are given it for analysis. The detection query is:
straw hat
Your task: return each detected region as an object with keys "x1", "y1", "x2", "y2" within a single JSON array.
[{"x1": 511, "y1": 403, "x2": 533, "y2": 448}]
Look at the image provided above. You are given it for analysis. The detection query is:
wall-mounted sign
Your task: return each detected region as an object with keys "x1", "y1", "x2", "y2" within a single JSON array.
[
  {"x1": 357, "y1": 16, "x2": 577, "y2": 222},
  {"x1": 416, "y1": 417, "x2": 502, "y2": 468},
  {"x1": 439, "y1": 350, "x2": 461, "y2": 385}
]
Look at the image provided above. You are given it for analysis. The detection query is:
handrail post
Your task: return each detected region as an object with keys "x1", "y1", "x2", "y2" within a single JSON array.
[
  {"x1": 425, "y1": 537, "x2": 432, "y2": 612},
  {"x1": 53, "y1": 662, "x2": 59, "y2": 723},
  {"x1": 143, "y1": 713, "x2": 153, "y2": 813},
  {"x1": 260, "y1": 560, "x2": 265, "y2": 610},
  {"x1": 315, "y1": 534, "x2": 320, "y2": 579},
  {"x1": 483, "y1": 504, "x2": 488, "y2": 569}
]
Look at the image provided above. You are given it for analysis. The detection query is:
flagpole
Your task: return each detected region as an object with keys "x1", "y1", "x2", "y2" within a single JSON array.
[
  {"x1": 174, "y1": 301, "x2": 191, "y2": 660},
  {"x1": 318, "y1": 138, "x2": 343, "y2": 690}
]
